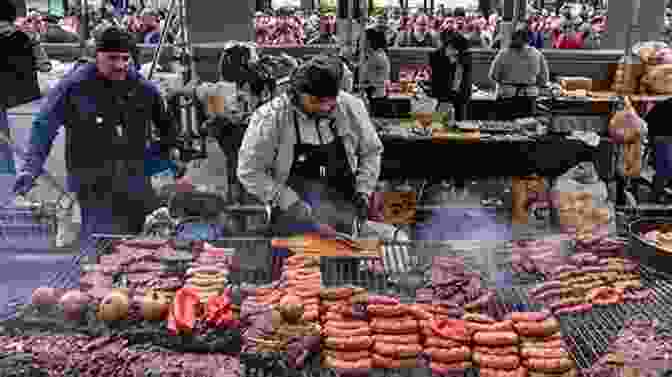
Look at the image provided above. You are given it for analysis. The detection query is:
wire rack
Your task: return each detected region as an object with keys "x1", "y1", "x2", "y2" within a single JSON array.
[{"x1": 0, "y1": 203, "x2": 59, "y2": 250}]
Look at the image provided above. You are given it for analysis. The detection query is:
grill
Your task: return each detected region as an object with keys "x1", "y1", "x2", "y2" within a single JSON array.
[
  {"x1": 0, "y1": 204, "x2": 58, "y2": 251},
  {"x1": 321, "y1": 240, "x2": 499, "y2": 295}
]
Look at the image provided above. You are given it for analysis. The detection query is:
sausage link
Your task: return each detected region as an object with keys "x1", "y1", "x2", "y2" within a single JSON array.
[
  {"x1": 429, "y1": 361, "x2": 472, "y2": 375},
  {"x1": 372, "y1": 342, "x2": 423, "y2": 358},
  {"x1": 323, "y1": 312, "x2": 346, "y2": 322},
  {"x1": 521, "y1": 339, "x2": 565, "y2": 349},
  {"x1": 324, "y1": 320, "x2": 370, "y2": 330},
  {"x1": 372, "y1": 334, "x2": 420, "y2": 344},
  {"x1": 524, "y1": 357, "x2": 574, "y2": 373},
  {"x1": 323, "y1": 326, "x2": 371, "y2": 338},
  {"x1": 372, "y1": 354, "x2": 417, "y2": 369},
  {"x1": 407, "y1": 304, "x2": 433, "y2": 320},
  {"x1": 507, "y1": 311, "x2": 551, "y2": 322},
  {"x1": 473, "y1": 352, "x2": 520, "y2": 370},
  {"x1": 473, "y1": 345, "x2": 519, "y2": 356},
  {"x1": 554, "y1": 303, "x2": 594, "y2": 315},
  {"x1": 424, "y1": 336, "x2": 466, "y2": 349},
  {"x1": 513, "y1": 318, "x2": 560, "y2": 337},
  {"x1": 466, "y1": 320, "x2": 514, "y2": 333},
  {"x1": 371, "y1": 317, "x2": 418, "y2": 334},
  {"x1": 324, "y1": 336, "x2": 373, "y2": 351},
  {"x1": 323, "y1": 350, "x2": 370, "y2": 362},
  {"x1": 521, "y1": 347, "x2": 570, "y2": 359},
  {"x1": 480, "y1": 367, "x2": 528, "y2": 377},
  {"x1": 324, "y1": 356, "x2": 372, "y2": 370},
  {"x1": 320, "y1": 287, "x2": 354, "y2": 300},
  {"x1": 528, "y1": 368, "x2": 577, "y2": 377},
  {"x1": 302, "y1": 310, "x2": 319, "y2": 321},
  {"x1": 473, "y1": 331, "x2": 519, "y2": 346},
  {"x1": 367, "y1": 304, "x2": 407, "y2": 317},
  {"x1": 424, "y1": 346, "x2": 472, "y2": 363}
]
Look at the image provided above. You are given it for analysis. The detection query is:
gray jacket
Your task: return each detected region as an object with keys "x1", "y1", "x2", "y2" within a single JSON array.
[{"x1": 238, "y1": 92, "x2": 383, "y2": 210}]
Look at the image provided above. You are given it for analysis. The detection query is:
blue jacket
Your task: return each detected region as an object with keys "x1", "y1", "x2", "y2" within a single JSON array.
[{"x1": 22, "y1": 63, "x2": 178, "y2": 201}]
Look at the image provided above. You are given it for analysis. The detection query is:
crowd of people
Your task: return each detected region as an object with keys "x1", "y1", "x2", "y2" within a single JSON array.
[{"x1": 255, "y1": 5, "x2": 608, "y2": 49}]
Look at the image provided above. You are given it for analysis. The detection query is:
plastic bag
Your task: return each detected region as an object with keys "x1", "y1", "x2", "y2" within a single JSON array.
[{"x1": 552, "y1": 162, "x2": 613, "y2": 235}]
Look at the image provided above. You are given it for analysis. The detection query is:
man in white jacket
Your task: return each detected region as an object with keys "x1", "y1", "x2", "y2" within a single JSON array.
[{"x1": 238, "y1": 54, "x2": 383, "y2": 236}]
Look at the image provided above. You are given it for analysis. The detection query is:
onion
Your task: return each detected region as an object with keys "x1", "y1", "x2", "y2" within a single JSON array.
[
  {"x1": 31, "y1": 287, "x2": 59, "y2": 306},
  {"x1": 59, "y1": 290, "x2": 90, "y2": 321}
]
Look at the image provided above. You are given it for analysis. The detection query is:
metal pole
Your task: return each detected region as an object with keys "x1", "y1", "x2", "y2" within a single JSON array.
[
  {"x1": 79, "y1": 0, "x2": 89, "y2": 56},
  {"x1": 147, "y1": 0, "x2": 177, "y2": 80}
]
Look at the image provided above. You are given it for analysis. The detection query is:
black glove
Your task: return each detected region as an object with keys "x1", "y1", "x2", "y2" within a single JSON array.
[
  {"x1": 285, "y1": 200, "x2": 315, "y2": 224},
  {"x1": 353, "y1": 192, "x2": 369, "y2": 220}
]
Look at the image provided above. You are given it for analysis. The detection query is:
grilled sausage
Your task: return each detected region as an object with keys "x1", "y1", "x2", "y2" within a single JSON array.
[
  {"x1": 513, "y1": 318, "x2": 560, "y2": 337},
  {"x1": 324, "y1": 356, "x2": 372, "y2": 370},
  {"x1": 528, "y1": 369, "x2": 577, "y2": 377},
  {"x1": 323, "y1": 326, "x2": 370, "y2": 338},
  {"x1": 424, "y1": 336, "x2": 467, "y2": 349},
  {"x1": 524, "y1": 357, "x2": 574, "y2": 372},
  {"x1": 424, "y1": 346, "x2": 472, "y2": 363},
  {"x1": 521, "y1": 347, "x2": 570, "y2": 359},
  {"x1": 521, "y1": 339, "x2": 565, "y2": 349},
  {"x1": 373, "y1": 342, "x2": 423, "y2": 358},
  {"x1": 407, "y1": 304, "x2": 433, "y2": 320},
  {"x1": 367, "y1": 304, "x2": 407, "y2": 317},
  {"x1": 507, "y1": 311, "x2": 551, "y2": 322},
  {"x1": 372, "y1": 334, "x2": 420, "y2": 345},
  {"x1": 429, "y1": 361, "x2": 472, "y2": 375},
  {"x1": 371, "y1": 354, "x2": 417, "y2": 369},
  {"x1": 473, "y1": 353, "x2": 520, "y2": 370},
  {"x1": 320, "y1": 287, "x2": 354, "y2": 300},
  {"x1": 479, "y1": 367, "x2": 528, "y2": 377},
  {"x1": 474, "y1": 331, "x2": 519, "y2": 346},
  {"x1": 466, "y1": 319, "x2": 514, "y2": 333},
  {"x1": 325, "y1": 320, "x2": 370, "y2": 330},
  {"x1": 323, "y1": 350, "x2": 370, "y2": 362},
  {"x1": 473, "y1": 345, "x2": 519, "y2": 356},
  {"x1": 371, "y1": 317, "x2": 418, "y2": 334},
  {"x1": 324, "y1": 336, "x2": 373, "y2": 351},
  {"x1": 302, "y1": 309, "x2": 318, "y2": 321}
]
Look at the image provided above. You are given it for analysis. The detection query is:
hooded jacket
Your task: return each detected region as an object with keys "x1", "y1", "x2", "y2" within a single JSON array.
[
  {"x1": 0, "y1": 21, "x2": 44, "y2": 109},
  {"x1": 21, "y1": 63, "x2": 178, "y2": 213}
]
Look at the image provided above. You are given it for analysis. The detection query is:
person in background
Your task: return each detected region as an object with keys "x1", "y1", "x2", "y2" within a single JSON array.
[
  {"x1": 396, "y1": 13, "x2": 439, "y2": 48},
  {"x1": 519, "y1": 19, "x2": 544, "y2": 49},
  {"x1": 237, "y1": 54, "x2": 383, "y2": 237},
  {"x1": 429, "y1": 29, "x2": 472, "y2": 199},
  {"x1": 489, "y1": 28, "x2": 549, "y2": 120},
  {"x1": 13, "y1": 27, "x2": 179, "y2": 244},
  {"x1": 0, "y1": 0, "x2": 51, "y2": 106},
  {"x1": 429, "y1": 29, "x2": 471, "y2": 122},
  {"x1": 360, "y1": 28, "x2": 390, "y2": 101},
  {"x1": 136, "y1": 8, "x2": 166, "y2": 45}
]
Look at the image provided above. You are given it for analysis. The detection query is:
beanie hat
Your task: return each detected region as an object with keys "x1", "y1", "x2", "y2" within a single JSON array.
[
  {"x1": 291, "y1": 54, "x2": 343, "y2": 98},
  {"x1": 96, "y1": 26, "x2": 135, "y2": 53}
]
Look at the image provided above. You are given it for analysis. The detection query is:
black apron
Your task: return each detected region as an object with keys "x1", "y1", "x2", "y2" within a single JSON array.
[{"x1": 271, "y1": 110, "x2": 358, "y2": 236}]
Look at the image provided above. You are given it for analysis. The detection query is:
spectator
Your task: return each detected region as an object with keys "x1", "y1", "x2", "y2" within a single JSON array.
[
  {"x1": 396, "y1": 13, "x2": 439, "y2": 48},
  {"x1": 135, "y1": 8, "x2": 167, "y2": 45},
  {"x1": 1, "y1": 0, "x2": 51, "y2": 173},
  {"x1": 489, "y1": 28, "x2": 549, "y2": 120},
  {"x1": 361, "y1": 28, "x2": 390, "y2": 100},
  {"x1": 43, "y1": 15, "x2": 80, "y2": 43}
]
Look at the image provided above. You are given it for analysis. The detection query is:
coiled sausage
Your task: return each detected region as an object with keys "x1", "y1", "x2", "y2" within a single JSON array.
[
  {"x1": 372, "y1": 342, "x2": 423, "y2": 358},
  {"x1": 474, "y1": 331, "x2": 519, "y2": 346}
]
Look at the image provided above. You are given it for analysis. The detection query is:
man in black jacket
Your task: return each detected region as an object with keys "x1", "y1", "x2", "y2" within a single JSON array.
[{"x1": 14, "y1": 26, "x2": 180, "y2": 241}]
